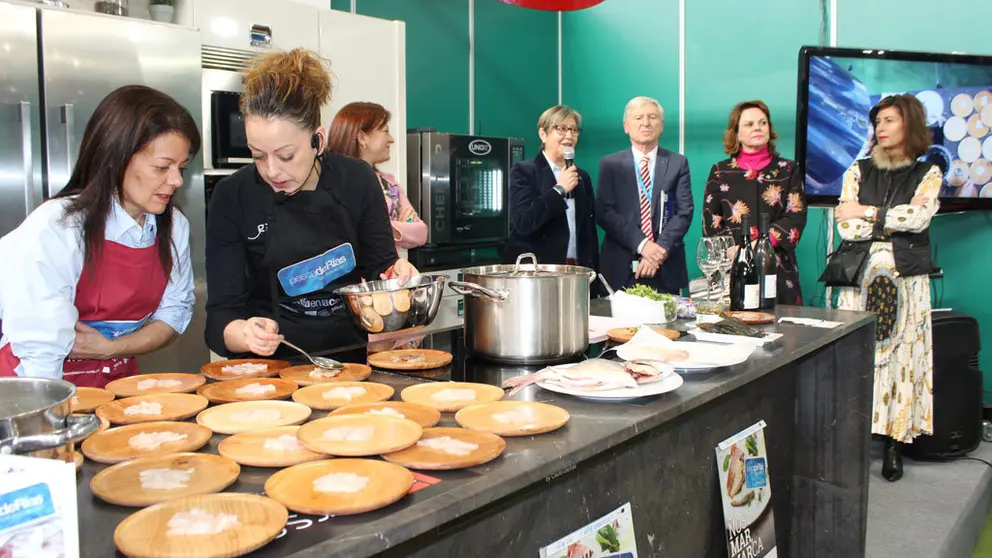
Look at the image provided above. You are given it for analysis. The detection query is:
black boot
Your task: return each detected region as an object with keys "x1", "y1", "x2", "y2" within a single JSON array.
[{"x1": 882, "y1": 438, "x2": 903, "y2": 482}]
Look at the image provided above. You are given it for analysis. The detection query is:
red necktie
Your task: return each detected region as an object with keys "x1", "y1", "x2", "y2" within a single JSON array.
[{"x1": 639, "y1": 156, "x2": 653, "y2": 241}]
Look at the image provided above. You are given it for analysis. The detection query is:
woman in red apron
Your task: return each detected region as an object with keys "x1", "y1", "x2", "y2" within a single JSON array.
[
  {"x1": 0, "y1": 85, "x2": 200, "y2": 387},
  {"x1": 204, "y1": 48, "x2": 417, "y2": 359}
]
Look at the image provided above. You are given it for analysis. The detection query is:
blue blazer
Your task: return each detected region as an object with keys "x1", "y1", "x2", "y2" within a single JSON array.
[
  {"x1": 505, "y1": 153, "x2": 600, "y2": 274},
  {"x1": 595, "y1": 146, "x2": 693, "y2": 294}
]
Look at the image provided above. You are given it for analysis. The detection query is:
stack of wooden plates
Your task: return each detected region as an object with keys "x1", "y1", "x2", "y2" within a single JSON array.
[
  {"x1": 197, "y1": 377, "x2": 298, "y2": 404},
  {"x1": 368, "y1": 349, "x2": 453, "y2": 371},
  {"x1": 455, "y1": 401, "x2": 570, "y2": 436},
  {"x1": 296, "y1": 415, "x2": 422, "y2": 456},
  {"x1": 90, "y1": 453, "x2": 240, "y2": 507},
  {"x1": 81, "y1": 421, "x2": 212, "y2": 464},
  {"x1": 105, "y1": 373, "x2": 205, "y2": 397},
  {"x1": 265, "y1": 459, "x2": 414, "y2": 516},
  {"x1": 217, "y1": 426, "x2": 325, "y2": 468},
  {"x1": 327, "y1": 401, "x2": 441, "y2": 428},
  {"x1": 70, "y1": 387, "x2": 114, "y2": 413},
  {"x1": 382, "y1": 427, "x2": 506, "y2": 470},
  {"x1": 201, "y1": 358, "x2": 290, "y2": 381},
  {"x1": 400, "y1": 382, "x2": 504, "y2": 413},
  {"x1": 114, "y1": 493, "x2": 288, "y2": 558},
  {"x1": 96, "y1": 394, "x2": 209, "y2": 425},
  {"x1": 291, "y1": 381, "x2": 394, "y2": 411},
  {"x1": 279, "y1": 363, "x2": 372, "y2": 386},
  {"x1": 195, "y1": 400, "x2": 312, "y2": 435}
]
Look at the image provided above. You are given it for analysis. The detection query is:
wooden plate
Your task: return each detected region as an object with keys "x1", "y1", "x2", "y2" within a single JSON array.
[
  {"x1": 382, "y1": 427, "x2": 506, "y2": 470},
  {"x1": 606, "y1": 326, "x2": 681, "y2": 344},
  {"x1": 291, "y1": 381, "x2": 394, "y2": 411},
  {"x1": 724, "y1": 311, "x2": 775, "y2": 325},
  {"x1": 400, "y1": 382, "x2": 504, "y2": 413},
  {"x1": 71, "y1": 387, "x2": 114, "y2": 413},
  {"x1": 96, "y1": 393, "x2": 209, "y2": 425},
  {"x1": 81, "y1": 421, "x2": 213, "y2": 464},
  {"x1": 265, "y1": 459, "x2": 414, "y2": 516},
  {"x1": 368, "y1": 349, "x2": 453, "y2": 370},
  {"x1": 200, "y1": 358, "x2": 290, "y2": 381},
  {"x1": 105, "y1": 373, "x2": 206, "y2": 398},
  {"x1": 195, "y1": 400, "x2": 312, "y2": 435},
  {"x1": 197, "y1": 377, "x2": 298, "y2": 404},
  {"x1": 327, "y1": 402, "x2": 441, "y2": 428},
  {"x1": 296, "y1": 415, "x2": 422, "y2": 456},
  {"x1": 114, "y1": 493, "x2": 288, "y2": 558},
  {"x1": 217, "y1": 426, "x2": 325, "y2": 468},
  {"x1": 91, "y1": 453, "x2": 240, "y2": 508},
  {"x1": 279, "y1": 363, "x2": 372, "y2": 386},
  {"x1": 455, "y1": 401, "x2": 570, "y2": 436}
]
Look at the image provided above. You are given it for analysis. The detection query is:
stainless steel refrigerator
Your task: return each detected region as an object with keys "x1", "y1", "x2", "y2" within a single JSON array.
[{"x1": 0, "y1": 1, "x2": 207, "y2": 374}]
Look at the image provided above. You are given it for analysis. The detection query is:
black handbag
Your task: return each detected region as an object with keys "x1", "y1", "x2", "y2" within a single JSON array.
[{"x1": 819, "y1": 240, "x2": 872, "y2": 287}]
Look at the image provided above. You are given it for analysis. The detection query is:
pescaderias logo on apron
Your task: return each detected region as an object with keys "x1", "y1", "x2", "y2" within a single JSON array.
[{"x1": 277, "y1": 243, "x2": 357, "y2": 297}]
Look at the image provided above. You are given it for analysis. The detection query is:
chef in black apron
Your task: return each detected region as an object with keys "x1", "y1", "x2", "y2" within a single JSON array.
[{"x1": 204, "y1": 48, "x2": 417, "y2": 358}]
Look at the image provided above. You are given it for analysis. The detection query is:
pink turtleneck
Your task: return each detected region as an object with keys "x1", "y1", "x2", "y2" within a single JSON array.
[{"x1": 737, "y1": 146, "x2": 772, "y2": 171}]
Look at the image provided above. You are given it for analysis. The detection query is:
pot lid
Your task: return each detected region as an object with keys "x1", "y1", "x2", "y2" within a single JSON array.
[{"x1": 460, "y1": 253, "x2": 591, "y2": 278}]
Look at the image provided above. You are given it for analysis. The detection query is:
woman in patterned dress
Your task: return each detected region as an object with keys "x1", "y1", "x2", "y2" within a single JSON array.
[
  {"x1": 834, "y1": 94, "x2": 941, "y2": 482},
  {"x1": 702, "y1": 100, "x2": 807, "y2": 304}
]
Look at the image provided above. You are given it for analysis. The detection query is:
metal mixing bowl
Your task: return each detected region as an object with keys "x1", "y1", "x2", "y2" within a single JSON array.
[{"x1": 334, "y1": 274, "x2": 447, "y2": 334}]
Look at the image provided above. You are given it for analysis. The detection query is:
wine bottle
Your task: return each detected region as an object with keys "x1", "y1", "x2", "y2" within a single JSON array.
[
  {"x1": 730, "y1": 215, "x2": 760, "y2": 311},
  {"x1": 755, "y1": 212, "x2": 777, "y2": 310}
]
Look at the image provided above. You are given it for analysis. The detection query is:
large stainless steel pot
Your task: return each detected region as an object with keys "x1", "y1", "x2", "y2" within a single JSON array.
[
  {"x1": 450, "y1": 253, "x2": 596, "y2": 363},
  {"x1": 0, "y1": 377, "x2": 99, "y2": 458}
]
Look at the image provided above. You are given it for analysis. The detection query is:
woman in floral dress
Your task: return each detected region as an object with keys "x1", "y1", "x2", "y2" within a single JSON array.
[
  {"x1": 834, "y1": 94, "x2": 941, "y2": 482},
  {"x1": 702, "y1": 100, "x2": 807, "y2": 304}
]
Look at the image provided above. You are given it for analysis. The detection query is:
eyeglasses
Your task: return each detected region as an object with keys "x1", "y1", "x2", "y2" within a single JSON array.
[{"x1": 552, "y1": 125, "x2": 582, "y2": 136}]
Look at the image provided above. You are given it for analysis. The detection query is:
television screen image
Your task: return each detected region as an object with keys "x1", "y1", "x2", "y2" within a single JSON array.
[{"x1": 796, "y1": 47, "x2": 992, "y2": 210}]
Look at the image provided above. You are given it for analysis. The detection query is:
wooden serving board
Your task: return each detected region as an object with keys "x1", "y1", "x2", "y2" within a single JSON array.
[
  {"x1": 91, "y1": 452, "x2": 240, "y2": 508},
  {"x1": 81, "y1": 421, "x2": 213, "y2": 465},
  {"x1": 105, "y1": 373, "x2": 206, "y2": 398},
  {"x1": 195, "y1": 400, "x2": 312, "y2": 435},
  {"x1": 264, "y1": 458, "x2": 414, "y2": 516},
  {"x1": 381, "y1": 427, "x2": 506, "y2": 470},
  {"x1": 196, "y1": 377, "x2": 298, "y2": 404},
  {"x1": 291, "y1": 381, "x2": 394, "y2": 411},
  {"x1": 70, "y1": 387, "x2": 114, "y2": 413},
  {"x1": 200, "y1": 358, "x2": 290, "y2": 381},
  {"x1": 367, "y1": 349, "x2": 453, "y2": 371},
  {"x1": 455, "y1": 401, "x2": 570, "y2": 436},
  {"x1": 724, "y1": 311, "x2": 776, "y2": 325},
  {"x1": 217, "y1": 426, "x2": 325, "y2": 468},
  {"x1": 607, "y1": 326, "x2": 681, "y2": 344},
  {"x1": 114, "y1": 493, "x2": 288, "y2": 558},
  {"x1": 400, "y1": 382, "x2": 504, "y2": 413},
  {"x1": 278, "y1": 363, "x2": 372, "y2": 386},
  {"x1": 96, "y1": 393, "x2": 209, "y2": 425},
  {"x1": 296, "y1": 415, "x2": 422, "y2": 456},
  {"x1": 327, "y1": 401, "x2": 441, "y2": 428}
]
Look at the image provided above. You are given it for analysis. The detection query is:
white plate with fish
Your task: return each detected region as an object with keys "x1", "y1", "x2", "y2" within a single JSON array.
[
  {"x1": 614, "y1": 328, "x2": 755, "y2": 370},
  {"x1": 537, "y1": 369, "x2": 684, "y2": 401},
  {"x1": 504, "y1": 358, "x2": 681, "y2": 401}
]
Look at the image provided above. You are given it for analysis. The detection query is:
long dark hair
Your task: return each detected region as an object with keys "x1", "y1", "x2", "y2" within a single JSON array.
[
  {"x1": 868, "y1": 94, "x2": 931, "y2": 159},
  {"x1": 327, "y1": 102, "x2": 390, "y2": 160},
  {"x1": 55, "y1": 85, "x2": 200, "y2": 276}
]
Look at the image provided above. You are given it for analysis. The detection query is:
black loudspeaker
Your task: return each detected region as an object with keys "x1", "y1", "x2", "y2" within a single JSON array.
[{"x1": 904, "y1": 311, "x2": 983, "y2": 460}]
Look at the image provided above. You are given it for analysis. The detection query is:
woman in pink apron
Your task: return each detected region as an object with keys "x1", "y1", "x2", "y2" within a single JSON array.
[{"x1": 0, "y1": 85, "x2": 199, "y2": 387}]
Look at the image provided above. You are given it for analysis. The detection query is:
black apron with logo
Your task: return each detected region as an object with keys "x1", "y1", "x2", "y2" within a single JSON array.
[{"x1": 260, "y1": 182, "x2": 366, "y2": 355}]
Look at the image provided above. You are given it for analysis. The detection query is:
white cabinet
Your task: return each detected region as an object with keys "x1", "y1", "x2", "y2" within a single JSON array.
[
  {"x1": 194, "y1": 0, "x2": 319, "y2": 53},
  {"x1": 318, "y1": 10, "x2": 407, "y2": 189}
]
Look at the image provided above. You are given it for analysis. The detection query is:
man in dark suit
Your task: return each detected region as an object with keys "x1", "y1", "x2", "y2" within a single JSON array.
[
  {"x1": 596, "y1": 96, "x2": 693, "y2": 295},
  {"x1": 506, "y1": 105, "x2": 600, "y2": 275}
]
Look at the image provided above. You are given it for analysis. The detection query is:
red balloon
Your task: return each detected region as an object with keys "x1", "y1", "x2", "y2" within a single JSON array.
[{"x1": 497, "y1": 0, "x2": 607, "y2": 10}]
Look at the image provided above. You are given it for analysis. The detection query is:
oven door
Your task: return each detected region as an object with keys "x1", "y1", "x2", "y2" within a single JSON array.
[
  {"x1": 448, "y1": 136, "x2": 509, "y2": 243},
  {"x1": 210, "y1": 90, "x2": 252, "y2": 168}
]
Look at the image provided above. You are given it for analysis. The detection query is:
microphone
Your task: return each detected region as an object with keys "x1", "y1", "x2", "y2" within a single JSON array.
[{"x1": 562, "y1": 146, "x2": 575, "y2": 169}]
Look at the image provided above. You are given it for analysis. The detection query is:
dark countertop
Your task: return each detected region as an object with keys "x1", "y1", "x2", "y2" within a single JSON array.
[{"x1": 77, "y1": 303, "x2": 875, "y2": 558}]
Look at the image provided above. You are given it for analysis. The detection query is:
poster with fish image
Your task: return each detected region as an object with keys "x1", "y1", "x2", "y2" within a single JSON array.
[
  {"x1": 539, "y1": 502, "x2": 637, "y2": 558},
  {"x1": 715, "y1": 420, "x2": 777, "y2": 558}
]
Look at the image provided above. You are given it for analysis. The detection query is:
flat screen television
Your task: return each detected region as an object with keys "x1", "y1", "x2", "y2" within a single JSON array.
[{"x1": 796, "y1": 46, "x2": 992, "y2": 211}]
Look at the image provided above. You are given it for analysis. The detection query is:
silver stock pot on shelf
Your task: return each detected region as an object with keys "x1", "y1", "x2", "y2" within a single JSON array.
[
  {"x1": 449, "y1": 253, "x2": 596, "y2": 363},
  {"x1": 0, "y1": 377, "x2": 99, "y2": 459}
]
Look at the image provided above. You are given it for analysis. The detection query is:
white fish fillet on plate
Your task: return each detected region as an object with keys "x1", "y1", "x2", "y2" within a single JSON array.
[{"x1": 502, "y1": 358, "x2": 672, "y2": 395}]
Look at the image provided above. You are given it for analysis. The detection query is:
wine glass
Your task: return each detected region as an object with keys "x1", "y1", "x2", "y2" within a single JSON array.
[
  {"x1": 712, "y1": 234, "x2": 735, "y2": 301},
  {"x1": 696, "y1": 237, "x2": 720, "y2": 301}
]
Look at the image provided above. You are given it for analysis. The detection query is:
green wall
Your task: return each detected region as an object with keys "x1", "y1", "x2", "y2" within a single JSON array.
[{"x1": 331, "y1": 0, "x2": 557, "y2": 157}]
